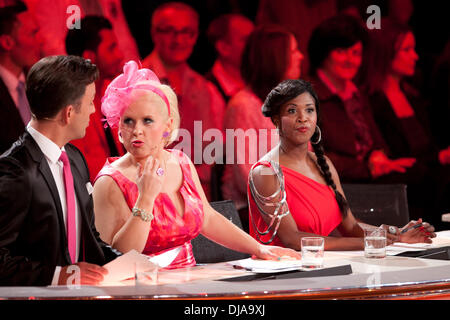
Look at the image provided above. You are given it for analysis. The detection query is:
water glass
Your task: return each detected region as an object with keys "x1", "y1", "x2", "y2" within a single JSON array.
[
  {"x1": 364, "y1": 228, "x2": 387, "y2": 259},
  {"x1": 301, "y1": 237, "x2": 324, "y2": 269}
]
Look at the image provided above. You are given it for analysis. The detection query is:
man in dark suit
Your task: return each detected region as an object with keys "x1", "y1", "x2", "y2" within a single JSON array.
[
  {"x1": 0, "y1": 55, "x2": 120, "y2": 286},
  {"x1": 0, "y1": 1, "x2": 41, "y2": 154}
]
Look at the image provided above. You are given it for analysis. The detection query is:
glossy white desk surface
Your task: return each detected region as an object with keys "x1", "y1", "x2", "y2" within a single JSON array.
[{"x1": 1, "y1": 232, "x2": 450, "y2": 300}]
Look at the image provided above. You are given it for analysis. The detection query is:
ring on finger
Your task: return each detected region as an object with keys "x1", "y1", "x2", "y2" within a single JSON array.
[{"x1": 156, "y1": 167, "x2": 164, "y2": 176}]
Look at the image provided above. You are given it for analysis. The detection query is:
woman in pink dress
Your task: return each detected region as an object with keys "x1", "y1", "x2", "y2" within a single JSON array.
[
  {"x1": 92, "y1": 61, "x2": 300, "y2": 269},
  {"x1": 247, "y1": 79, "x2": 436, "y2": 250}
]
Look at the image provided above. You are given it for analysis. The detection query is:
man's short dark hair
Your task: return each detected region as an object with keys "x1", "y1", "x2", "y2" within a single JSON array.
[
  {"x1": 207, "y1": 14, "x2": 234, "y2": 45},
  {"x1": 0, "y1": 1, "x2": 27, "y2": 36},
  {"x1": 26, "y1": 55, "x2": 99, "y2": 119},
  {"x1": 241, "y1": 24, "x2": 292, "y2": 101},
  {"x1": 65, "y1": 15, "x2": 113, "y2": 56}
]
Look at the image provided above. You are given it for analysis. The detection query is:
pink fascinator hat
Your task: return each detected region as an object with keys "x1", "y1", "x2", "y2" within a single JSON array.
[{"x1": 101, "y1": 60, "x2": 171, "y2": 128}]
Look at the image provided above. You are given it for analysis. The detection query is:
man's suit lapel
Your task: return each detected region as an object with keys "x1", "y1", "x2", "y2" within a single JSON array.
[
  {"x1": 25, "y1": 133, "x2": 71, "y2": 263},
  {"x1": 25, "y1": 133, "x2": 65, "y2": 222}
]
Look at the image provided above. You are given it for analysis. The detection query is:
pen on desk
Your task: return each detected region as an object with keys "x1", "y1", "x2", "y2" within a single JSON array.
[
  {"x1": 400, "y1": 223, "x2": 423, "y2": 234},
  {"x1": 233, "y1": 265, "x2": 252, "y2": 272}
]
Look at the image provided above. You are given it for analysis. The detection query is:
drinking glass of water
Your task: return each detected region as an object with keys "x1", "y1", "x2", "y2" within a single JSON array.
[
  {"x1": 364, "y1": 228, "x2": 386, "y2": 259},
  {"x1": 301, "y1": 237, "x2": 324, "y2": 269}
]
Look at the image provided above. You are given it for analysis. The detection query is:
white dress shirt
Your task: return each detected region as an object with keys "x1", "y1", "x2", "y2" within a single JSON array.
[{"x1": 27, "y1": 125, "x2": 81, "y2": 285}]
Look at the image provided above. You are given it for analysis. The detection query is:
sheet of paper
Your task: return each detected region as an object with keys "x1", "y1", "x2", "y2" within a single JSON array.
[
  {"x1": 389, "y1": 242, "x2": 432, "y2": 250},
  {"x1": 435, "y1": 230, "x2": 450, "y2": 238},
  {"x1": 101, "y1": 250, "x2": 157, "y2": 285},
  {"x1": 148, "y1": 246, "x2": 181, "y2": 268},
  {"x1": 431, "y1": 234, "x2": 450, "y2": 247},
  {"x1": 228, "y1": 258, "x2": 303, "y2": 273}
]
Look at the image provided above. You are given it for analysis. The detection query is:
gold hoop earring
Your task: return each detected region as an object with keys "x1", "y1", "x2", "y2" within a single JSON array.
[{"x1": 311, "y1": 126, "x2": 321, "y2": 145}]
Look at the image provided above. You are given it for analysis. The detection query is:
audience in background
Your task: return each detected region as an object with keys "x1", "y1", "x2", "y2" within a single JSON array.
[
  {"x1": 360, "y1": 19, "x2": 450, "y2": 226},
  {"x1": 23, "y1": 0, "x2": 140, "y2": 61},
  {"x1": 142, "y1": 2, "x2": 226, "y2": 200},
  {"x1": 222, "y1": 24, "x2": 303, "y2": 231},
  {"x1": 387, "y1": 0, "x2": 414, "y2": 27},
  {"x1": 205, "y1": 13, "x2": 254, "y2": 103},
  {"x1": 306, "y1": 14, "x2": 416, "y2": 185},
  {"x1": 0, "y1": 1, "x2": 41, "y2": 153},
  {"x1": 65, "y1": 15, "x2": 125, "y2": 180},
  {"x1": 256, "y1": 0, "x2": 337, "y2": 76},
  {"x1": 205, "y1": 13, "x2": 254, "y2": 202}
]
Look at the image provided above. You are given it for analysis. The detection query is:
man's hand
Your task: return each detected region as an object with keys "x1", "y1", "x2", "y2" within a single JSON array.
[{"x1": 58, "y1": 262, "x2": 108, "y2": 286}]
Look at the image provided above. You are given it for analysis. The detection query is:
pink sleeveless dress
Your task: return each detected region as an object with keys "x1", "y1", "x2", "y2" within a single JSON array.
[{"x1": 95, "y1": 149, "x2": 204, "y2": 269}]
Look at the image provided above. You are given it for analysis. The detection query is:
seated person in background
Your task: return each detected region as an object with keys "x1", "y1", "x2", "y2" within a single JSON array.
[
  {"x1": 65, "y1": 15, "x2": 125, "y2": 181},
  {"x1": 0, "y1": 1, "x2": 41, "y2": 153},
  {"x1": 204, "y1": 14, "x2": 254, "y2": 202},
  {"x1": 247, "y1": 79, "x2": 436, "y2": 250},
  {"x1": 222, "y1": 24, "x2": 304, "y2": 231},
  {"x1": 430, "y1": 39, "x2": 450, "y2": 151},
  {"x1": 0, "y1": 56, "x2": 120, "y2": 286},
  {"x1": 205, "y1": 13, "x2": 254, "y2": 103},
  {"x1": 93, "y1": 61, "x2": 300, "y2": 269},
  {"x1": 360, "y1": 19, "x2": 450, "y2": 227},
  {"x1": 142, "y1": 2, "x2": 226, "y2": 200},
  {"x1": 306, "y1": 14, "x2": 416, "y2": 183},
  {"x1": 305, "y1": 14, "x2": 435, "y2": 220}
]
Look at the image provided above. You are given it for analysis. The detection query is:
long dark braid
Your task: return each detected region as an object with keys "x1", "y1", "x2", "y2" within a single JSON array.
[{"x1": 311, "y1": 139, "x2": 349, "y2": 217}]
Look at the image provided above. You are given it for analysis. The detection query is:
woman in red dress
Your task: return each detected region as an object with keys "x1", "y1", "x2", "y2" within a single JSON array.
[
  {"x1": 247, "y1": 79, "x2": 436, "y2": 250},
  {"x1": 93, "y1": 61, "x2": 300, "y2": 268}
]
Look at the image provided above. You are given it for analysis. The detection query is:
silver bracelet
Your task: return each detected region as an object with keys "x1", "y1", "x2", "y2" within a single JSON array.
[{"x1": 132, "y1": 207, "x2": 154, "y2": 222}]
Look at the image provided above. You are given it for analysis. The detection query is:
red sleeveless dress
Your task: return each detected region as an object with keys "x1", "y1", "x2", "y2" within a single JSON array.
[
  {"x1": 95, "y1": 149, "x2": 204, "y2": 269},
  {"x1": 248, "y1": 161, "x2": 342, "y2": 246}
]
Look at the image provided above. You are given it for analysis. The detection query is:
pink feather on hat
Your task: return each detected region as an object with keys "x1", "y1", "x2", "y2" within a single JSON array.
[{"x1": 101, "y1": 60, "x2": 170, "y2": 128}]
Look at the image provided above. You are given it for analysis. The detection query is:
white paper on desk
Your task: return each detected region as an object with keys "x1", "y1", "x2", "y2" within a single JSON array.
[
  {"x1": 228, "y1": 258, "x2": 303, "y2": 273},
  {"x1": 102, "y1": 250, "x2": 157, "y2": 285},
  {"x1": 389, "y1": 242, "x2": 432, "y2": 250},
  {"x1": 386, "y1": 245, "x2": 426, "y2": 256},
  {"x1": 435, "y1": 230, "x2": 450, "y2": 238},
  {"x1": 148, "y1": 246, "x2": 181, "y2": 268},
  {"x1": 432, "y1": 234, "x2": 450, "y2": 247}
]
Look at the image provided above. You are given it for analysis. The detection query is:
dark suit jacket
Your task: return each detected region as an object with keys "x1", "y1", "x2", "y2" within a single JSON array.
[
  {"x1": 308, "y1": 76, "x2": 388, "y2": 182},
  {"x1": 0, "y1": 132, "x2": 120, "y2": 286},
  {"x1": 0, "y1": 78, "x2": 26, "y2": 154}
]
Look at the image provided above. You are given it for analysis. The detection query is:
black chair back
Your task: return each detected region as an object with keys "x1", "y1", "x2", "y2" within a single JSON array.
[
  {"x1": 191, "y1": 200, "x2": 250, "y2": 263},
  {"x1": 342, "y1": 184, "x2": 410, "y2": 227}
]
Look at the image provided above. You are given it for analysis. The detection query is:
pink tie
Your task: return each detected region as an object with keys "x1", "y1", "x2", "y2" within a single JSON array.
[{"x1": 59, "y1": 151, "x2": 76, "y2": 263}]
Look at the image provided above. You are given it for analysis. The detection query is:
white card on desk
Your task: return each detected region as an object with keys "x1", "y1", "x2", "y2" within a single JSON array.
[
  {"x1": 148, "y1": 246, "x2": 181, "y2": 268},
  {"x1": 228, "y1": 258, "x2": 303, "y2": 273},
  {"x1": 101, "y1": 250, "x2": 157, "y2": 285}
]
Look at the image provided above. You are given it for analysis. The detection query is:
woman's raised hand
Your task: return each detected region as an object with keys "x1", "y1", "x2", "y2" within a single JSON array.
[{"x1": 136, "y1": 156, "x2": 165, "y2": 202}]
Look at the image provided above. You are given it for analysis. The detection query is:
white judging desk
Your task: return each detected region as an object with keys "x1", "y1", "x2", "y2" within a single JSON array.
[{"x1": 2, "y1": 232, "x2": 450, "y2": 300}]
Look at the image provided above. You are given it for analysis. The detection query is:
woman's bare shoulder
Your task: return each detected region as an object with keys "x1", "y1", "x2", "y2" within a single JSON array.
[{"x1": 250, "y1": 162, "x2": 280, "y2": 198}]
